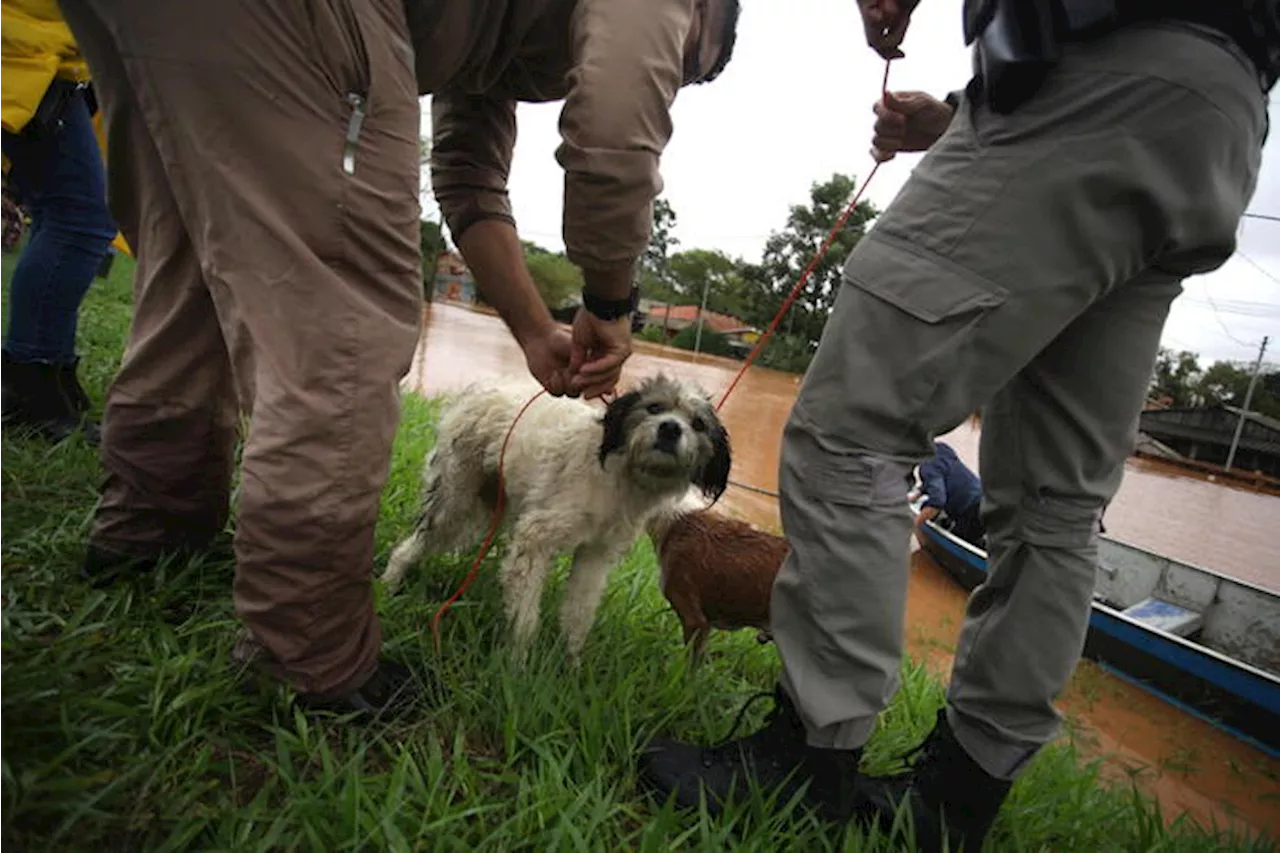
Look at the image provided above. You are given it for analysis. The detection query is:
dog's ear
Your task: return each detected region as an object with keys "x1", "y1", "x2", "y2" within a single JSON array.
[
  {"x1": 599, "y1": 390, "x2": 642, "y2": 467},
  {"x1": 695, "y1": 423, "x2": 732, "y2": 503}
]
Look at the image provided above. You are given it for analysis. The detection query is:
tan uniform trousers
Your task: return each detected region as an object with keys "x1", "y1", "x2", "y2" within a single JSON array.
[
  {"x1": 60, "y1": 0, "x2": 424, "y2": 697},
  {"x1": 770, "y1": 22, "x2": 1266, "y2": 778}
]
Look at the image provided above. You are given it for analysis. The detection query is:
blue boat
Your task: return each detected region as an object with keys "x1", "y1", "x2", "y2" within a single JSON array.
[{"x1": 912, "y1": 503, "x2": 1280, "y2": 758}]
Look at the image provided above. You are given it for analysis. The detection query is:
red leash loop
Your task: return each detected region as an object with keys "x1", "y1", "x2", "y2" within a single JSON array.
[
  {"x1": 430, "y1": 58, "x2": 895, "y2": 646},
  {"x1": 716, "y1": 58, "x2": 894, "y2": 412}
]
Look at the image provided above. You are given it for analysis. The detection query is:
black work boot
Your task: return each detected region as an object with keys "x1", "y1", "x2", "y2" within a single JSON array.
[
  {"x1": 296, "y1": 657, "x2": 425, "y2": 720},
  {"x1": 1, "y1": 352, "x2": 100, "y2": 444},
  {"x1": 81, "y1": 534, "x2": 237, "y2": 586},
  {"x1": 57, "y1": 356, "x2": 93, "y2": 415},
  {"x1": 856, "y1": 709, "x2": 1013, "y2": 852},
  {"x1": 639, "y1": 688, "x2": 861, "y2": 820}
]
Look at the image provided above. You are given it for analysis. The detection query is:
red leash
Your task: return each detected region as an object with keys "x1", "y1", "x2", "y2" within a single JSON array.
[
  {"x1": 717, "y1": 58, "x2": 893, "y2": 412},
  {"x1": 428, "y1": 387, "x2": 616, "y2": 651},
  {"x1": 430, "y1": 58, "x2": 895, "y2": 647},
  {"x1": 429, "y1": 388, "x2": 546, "y2": 653}
]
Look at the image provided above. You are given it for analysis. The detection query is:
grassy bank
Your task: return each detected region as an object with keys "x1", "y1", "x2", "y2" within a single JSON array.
[{"x1": 2, "y1": 255, "x2": 1272, "y2": 851}]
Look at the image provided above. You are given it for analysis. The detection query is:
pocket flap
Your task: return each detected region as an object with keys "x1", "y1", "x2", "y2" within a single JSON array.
[{"x1": 843, "y1": 236, "x2": 1006, "y2": 323}]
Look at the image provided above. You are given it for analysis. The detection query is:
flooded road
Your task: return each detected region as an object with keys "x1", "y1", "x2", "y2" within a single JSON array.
[{"x1": 406, "y1": 302, "x2": 1280, "y2": 837}]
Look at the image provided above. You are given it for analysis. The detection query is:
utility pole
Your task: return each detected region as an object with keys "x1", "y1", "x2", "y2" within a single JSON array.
[
  {"x1": 693, "y1": 275, "x2": 710, "y2": 356},
  {"x1": 1224, "y1": 335, "x2": 1269, "y2": 473}
]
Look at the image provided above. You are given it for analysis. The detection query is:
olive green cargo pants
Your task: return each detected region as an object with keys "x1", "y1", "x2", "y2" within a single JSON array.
[{"x1": 771, "y1": 22, "x2": 1266, "y2": 778}]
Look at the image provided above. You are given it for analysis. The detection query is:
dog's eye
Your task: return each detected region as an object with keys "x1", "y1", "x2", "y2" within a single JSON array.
[
  {"x1": 647, "y1": 402, "x2": 664, "y2": 415},
  {"x1": 691, "y1": 416, "x2": 707, "y2": 433}
]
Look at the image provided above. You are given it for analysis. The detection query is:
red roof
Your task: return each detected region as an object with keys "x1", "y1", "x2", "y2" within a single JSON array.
[{"x1": 645, "y1": 303, "x2": 748, "y2": 334}]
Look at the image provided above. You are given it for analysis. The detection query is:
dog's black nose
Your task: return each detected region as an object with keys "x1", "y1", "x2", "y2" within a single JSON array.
[{"x1": 656, "y1": 420, "x2": 682, "y2": 449}]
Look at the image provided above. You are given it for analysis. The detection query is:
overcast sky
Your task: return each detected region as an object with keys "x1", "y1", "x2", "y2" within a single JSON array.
[{"x1": 420, "y1": 0, "x2": 1279, "y2": 366}]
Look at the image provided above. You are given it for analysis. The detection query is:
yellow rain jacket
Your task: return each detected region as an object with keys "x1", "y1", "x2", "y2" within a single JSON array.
[{"x1": 1, "y1": 0, "x2": 130, "y2": 256}]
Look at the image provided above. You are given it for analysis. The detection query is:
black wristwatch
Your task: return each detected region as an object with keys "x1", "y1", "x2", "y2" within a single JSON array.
[{"x1": 582, "y1": 285, "x2": 639, "y2": 321}]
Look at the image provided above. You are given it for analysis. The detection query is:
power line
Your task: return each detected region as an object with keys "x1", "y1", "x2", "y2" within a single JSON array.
[
  {"x1": 1201, "y1": 288, "x2": 1258, "y2": 349},
  {"x1": 1181, "y1": 297, "x2": 1280, "y2": 318},
  {"x1": 1232, "y1": 248, "x2": 1280, "y2": 288},
  {"x1": 1242, "y1": 212, "x2": 1280, "y2": 224}
]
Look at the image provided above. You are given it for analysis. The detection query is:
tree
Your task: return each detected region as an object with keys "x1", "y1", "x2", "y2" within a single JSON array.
[
  {"x1": 1149, "y1": 348, "x2": 1202, "y2": 407},
  {"x1": 1196, "y1": 360, "x2": 1280, "y2": 419},
  {"x1": 1196, "y1": 360, "x2": 1251, "y2": 408},
  {"x1": 669, "y1": 324, "x2": 737, "y2": 358},
  {"x1": 420, "y1": 219, "x2": 448, "y2": 298},
  {"x1": 668, "y1": 249, "x2": 747, "y2": 319},
  {"x1": 418, "y1": 135, "x2": 440, "y2": 222},
  {"x1": 739, "y1": 173, "x2": 879, "y2": 354},
  {"x1": 522, "y1": 242, "x2": 583, "y2": 309},
  {"x1": 638, "y1": 197, "x2": 682, "y2": 304}
]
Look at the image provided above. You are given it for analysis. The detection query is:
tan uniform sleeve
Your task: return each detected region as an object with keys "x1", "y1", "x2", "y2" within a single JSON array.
[
  {"x1": 429, "y1": 90, "x2": 518, "y2": 242},
  {"x1": 556, "y1": 0, "x2": 694, "y2": 272}
]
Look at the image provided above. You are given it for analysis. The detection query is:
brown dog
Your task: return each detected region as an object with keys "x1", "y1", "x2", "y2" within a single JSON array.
[{"x1": 646, "y1": 506, "x2": 790, "y2": 659}]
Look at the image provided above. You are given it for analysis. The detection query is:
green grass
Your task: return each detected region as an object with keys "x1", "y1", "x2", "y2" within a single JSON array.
[{"x1": 3, "y1": 253, "x2": 1274, "y2": 851}]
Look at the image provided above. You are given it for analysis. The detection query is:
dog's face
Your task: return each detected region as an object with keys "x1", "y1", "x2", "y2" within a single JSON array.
[{"x1": 598, "y1": 375, "x2": 731, "y2": 502}]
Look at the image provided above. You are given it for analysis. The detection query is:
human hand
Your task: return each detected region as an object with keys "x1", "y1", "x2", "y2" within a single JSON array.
[
  {"x1": 871, "y1": 90, "x2": 954, "y2": 162},
  {"x1": 569, "y1": 306, "x2": 633, "y2": 399},
  {"x1": 519, "y1": 322, "x2": 574, "y2": 397},
  {"x1": 857, "y1": 0, "x2": 921, "y2": 59}
]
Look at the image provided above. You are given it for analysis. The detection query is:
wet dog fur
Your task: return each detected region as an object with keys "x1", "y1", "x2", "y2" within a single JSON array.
[
  {"x1": 646, "y1": 503, "x2": 790, "y2": 660},
  {"x1": 381, "y1": 374, "x2": 731, "y2": 662}
]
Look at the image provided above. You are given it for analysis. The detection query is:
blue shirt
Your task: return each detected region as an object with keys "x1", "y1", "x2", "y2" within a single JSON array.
[{"x1": 919, "y1": 443, "x2": 982, "y2": 518}]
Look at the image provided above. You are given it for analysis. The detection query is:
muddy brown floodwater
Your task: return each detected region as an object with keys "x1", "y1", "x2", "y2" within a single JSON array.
[{"x1": 406, "y1": 303, "x2": 1280, "y2": 838}]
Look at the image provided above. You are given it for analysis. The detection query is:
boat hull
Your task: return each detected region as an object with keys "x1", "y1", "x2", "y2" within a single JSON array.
[{"x1": 915, "y1": 517, "x2": 1280, "y2": 757}]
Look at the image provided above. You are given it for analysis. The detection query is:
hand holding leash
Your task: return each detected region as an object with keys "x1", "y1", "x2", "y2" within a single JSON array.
[
  {"x1": 519, "y1": 322, "x2": 575, "y2": 397},
  {"x1": 871, "y1": 90, "x2": 954, "y2": 162},
  {"x1": 857, "y1": 0, "x2": 921, "y2": 59},
  {"x1": 569, "y1": 306, "x2": 631, "y2": 400}
]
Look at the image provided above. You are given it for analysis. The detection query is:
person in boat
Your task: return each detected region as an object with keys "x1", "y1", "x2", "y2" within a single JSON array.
[
  {"x1": 638, "y1": 1, "x2": 1277, "y2": 850},
  {"x1": 914, "y1": 442, "x2": 985, "y2": 548},
  {"x1": 58, "y1": 0, "x2": 742, "y2": 718}
]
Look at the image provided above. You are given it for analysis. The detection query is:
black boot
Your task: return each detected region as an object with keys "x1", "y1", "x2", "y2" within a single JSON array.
[
  {"x1": 58, "y1": 356, "x2": 92, "y2": 415},
  {"x1": 639, "y1": 688, "x2": 861, "y2": 820},
  {"x1": 1, "y1": 352, "x2": 100, "y2": 445},
  {"x1": 855, "y1": 709, "x2": 1013, "y2": 852},
  {"x1": 81, "y1": 534, "x2": 237, "y2": 586},
  {"x1": 296, "y1": 657, "x2": 426, "y2": 720}
]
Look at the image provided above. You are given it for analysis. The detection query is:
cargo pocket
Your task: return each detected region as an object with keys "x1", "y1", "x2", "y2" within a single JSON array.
[
  {"x1": 834, "y1": 235, "x2": 1009, "y2": 428},
  {"x1": 842, "y1": 235, "x2": 1006, "y2": 323},
  {"x1": 1015, "y1": 493, "x2": 1101, "y2": 550}
]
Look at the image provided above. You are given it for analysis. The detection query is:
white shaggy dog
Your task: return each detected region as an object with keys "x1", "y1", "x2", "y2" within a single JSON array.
[{"x1": 381, "y1": 373, "x2": 731, "y2": 660}]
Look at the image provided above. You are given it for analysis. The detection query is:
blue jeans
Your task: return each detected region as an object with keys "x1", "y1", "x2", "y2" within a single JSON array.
[{"x1": 2, "y1": 81, "x2": 117, "y2": 365}]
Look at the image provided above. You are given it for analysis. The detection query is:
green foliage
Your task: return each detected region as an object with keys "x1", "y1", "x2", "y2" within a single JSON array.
[
  {"x1": 755, "y1": 333, "x2": 816, "y2": 374},
  {"x1": 419, "y1": 219, "x2": 447, "y2": 296},
  {"x1": 668, "y1": 249, "x2": 747, "y2": 319},
  {"x1": 637, "y1": 198, "x2": 683, "y2": 304},
  {"x1": 1149, "y1": 347, "x2": 1280, "y2": 418},
  {"x1": 741, "y1": 173, "x2": 878, "y2": 353},
  {"x1": 522, "y1": 242, "x2": 584, "y2": 309},
  {"x1": 668, "y1": 323, "x2": 737, "y2": 358},
  {"x1": 1150, "y1": 349, "x2": 1204, "y2": 407},
  {"x1": 1, "y1": 254, "x2": 1274, "y2": 852},
  {"x1": 629, "y1": 180, "x2": 882, "y2": 376},
  {"x1": 635, "y1": 325, "x2": 667, "y2": 344}
]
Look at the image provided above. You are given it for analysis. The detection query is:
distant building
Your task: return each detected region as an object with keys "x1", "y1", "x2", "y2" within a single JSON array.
[
  {"x1": 1137, "y1": 404, "x2": 1280, "y2": 476},
  {"x1": 640, "y1": 301, "x2": 759, "y2": 354},
  {"x1": 433, "y1": 250, "x2": 476, "y2": 304}
]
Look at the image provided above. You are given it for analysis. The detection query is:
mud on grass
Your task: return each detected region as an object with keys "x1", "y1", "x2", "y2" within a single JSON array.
[{"x1": 3, "y1": 257, "x2": 1276, "y2": 851}]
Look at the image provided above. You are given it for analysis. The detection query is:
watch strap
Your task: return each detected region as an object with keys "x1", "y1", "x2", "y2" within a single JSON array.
[{"x1": 582, "y1": 285, "x2": 639, "y2": 321}]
